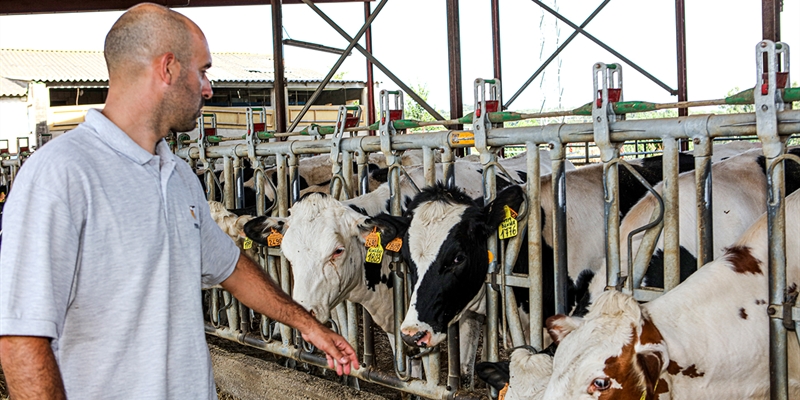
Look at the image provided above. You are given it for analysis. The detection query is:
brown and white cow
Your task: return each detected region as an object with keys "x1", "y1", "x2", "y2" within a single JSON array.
[
  {"x1": 208, "y1": 200, "x2": 258, "y2": 261},
  {"x1": 536, "y1": 190, "x2": 800, "y2": 400}
]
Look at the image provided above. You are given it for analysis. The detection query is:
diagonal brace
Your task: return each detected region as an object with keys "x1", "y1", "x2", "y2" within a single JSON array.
[{"x1": 531, "y1": 0, "x2": 677, "y2": 95}]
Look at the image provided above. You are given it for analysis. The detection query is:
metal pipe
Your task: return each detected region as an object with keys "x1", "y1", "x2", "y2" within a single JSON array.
[
  {"x1": 275, "y1": 153, "x2": 294, "y2": 345},
  {"x1": 364, "y1": 2, "x2": 377, "y2": 136},
  {"x1": 550, "y1": 142, "x2": 569, "y2": 314},
  {"x1": 491, "y1": 0, "x2": 502, "y2": 95},
  {"x1": 502, "y1": 225, "x2": 527, "y2": 348},
  {"x1": 661, "y1": 139, "x2": 681, "y2": 291},
  {"x1": 506, "y1": 0, "x2": 610, "y2": 108},
  {"x1": 482, "y1": 150, "x2": 500, "y2": 367},
  {"x1": 423, "y1": 146, "x2": 436, "y2": 187},
  {"x1": 675, "y1": 0, "x2": 688, "y2": 119},
  {"x1": 693, "y1": 135, "x2": 714, "y2": 267},
  {"x1": 526, "y1": 143, "x2": 544, "y2": 347},
  {"x1": 290, "y1": 0, "x2": 393, "y2": 133},
  {"x1": 762, "y1": 0, "x2": 782, "y2": 42},
  {"x1": 531, "y1": 0, "x2": 677, "y2": 95},
  {"x1": 223, "y1": 155, "x2": 234, "y2": 209}
]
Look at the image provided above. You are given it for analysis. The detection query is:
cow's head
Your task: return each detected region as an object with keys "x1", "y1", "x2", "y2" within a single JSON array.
[
  {"x1": 542, "y1": 290, "x2": 669, "y2": 399},
  {"x1": 398, "y1": 184, "x2": 525, "y2": 348},
  {"x1": 243, "y1": 193, "x2": 406, "y2": 324}
]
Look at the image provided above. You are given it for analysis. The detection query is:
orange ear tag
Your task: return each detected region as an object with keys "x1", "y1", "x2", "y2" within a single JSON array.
[
  {"x1": 243, "y1": 237, "x2": 254, "y2": 250},
  {"x1": 498, "y1": 205, "x2": 518, "y2": 240},
  {"x1": 364, "y1": 227, "x2": 380, "y2": 248},
  {"x1": 487, "y1": 250, "x2": 494, "y2": 264},
  {"x1": 267, "y1": 228, "x2": 283, "y2": 247},
  {"x1": 385, "y1": 237, "x2": 403, "y2": 252}
]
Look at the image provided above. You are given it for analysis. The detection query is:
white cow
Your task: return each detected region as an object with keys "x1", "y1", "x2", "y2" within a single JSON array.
[
  {"x1": 243, "y1": 150, "x2": 560, "y2": 377},
  {"x1": 501, "y1": 190, "x2": 800, "y2": 400},
  {"x1": 208, "y1": 200, "x2": 258, "y2": 261}
]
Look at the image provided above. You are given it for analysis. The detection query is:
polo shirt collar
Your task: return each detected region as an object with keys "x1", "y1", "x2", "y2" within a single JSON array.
[{"x1": 85, "y1": 108, "x2": 165, "y2": 166}]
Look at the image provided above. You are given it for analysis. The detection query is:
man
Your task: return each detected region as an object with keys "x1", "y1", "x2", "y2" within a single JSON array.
[{"x1": 0, "y1": 3, "x2": 358, "y2": 399}]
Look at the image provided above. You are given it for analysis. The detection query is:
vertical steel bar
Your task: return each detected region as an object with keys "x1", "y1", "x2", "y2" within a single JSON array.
[
  {"x1": 271, "y1": 0, "x2": 287, "y2": 133},
  {"x1": 233, "y1": 154, "x2": 244, "y2": 209},
  {"x1": 693, "y1": 136, "x2": 714, "y2": 267},
  {"x1": 223, "y1": 156, "x2": 234, "y2": 209},
  {"x1": 549, "y1": 141, "x2": 569, "y2": 313},
  {"x1": 762, "y1": 0, "x2": 782, "y2": 42},
  {"x1": 482, "y1": 151, "x2": 500, "y2": 365},
  {"x1": 276, "y1": 153, "x2": 293, "y2": 345},
  {"x1": 288, "y1": 153, "x2": 300, "y2": 206},
  {"x1": 423, "y1": 146, "x2": 435, "y2": 187},
  {"x1": 661, "y1": 138, "x2": 681, "y2": 291},
  {"x1": 442, "y1": 145, "x2": 462, "y2": 391},
  {"x1": 389, "y1": 160, "x2": 408, "y2": 378},
  {"x1": 526, "y1": 143, "x2": 544, "y2": 347},
  {"x1": 446, "y1": 0, "x2": 464, "y2": 134},
  {"x1": 364, "y1": 2, "x2": 376, "y2": 136},
  {"x1": 342, "y1": 151, "x2": 354, "y2": 199},
  {"x1": 603, "y1": 157, "x2": 621, "y2": 290},
  {"x1": 491, "y1": 0, "x2": 502, "y2": 93},
  {"x1": 355, "y1": 150, "x2": 375, "y2": 368},
  {"x1": 442, "y1": 147, "x2": 456, "y2": 189},
  {"x1": 768, "y1": 158, "x2": 788, "y2": 400},
  {"x1": 675, "y1": 0, "x2": 689, "y2": 151}
]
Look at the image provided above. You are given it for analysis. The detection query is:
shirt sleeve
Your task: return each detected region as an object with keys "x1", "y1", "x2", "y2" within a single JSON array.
[
  {"x1": 196, "y1": 198, "x2": 240, "y2": 288},
  {"x1": 0, "y1": 178, "x2": 81, "y2": 339}
]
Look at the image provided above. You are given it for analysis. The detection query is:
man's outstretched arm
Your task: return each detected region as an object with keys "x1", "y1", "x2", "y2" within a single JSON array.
[
  {"x1": 220, "y1": 252, "x2": 359, "y2": 375},
  {"x1": 0, "y1": 335, "x2": 67, "y2": 400}
]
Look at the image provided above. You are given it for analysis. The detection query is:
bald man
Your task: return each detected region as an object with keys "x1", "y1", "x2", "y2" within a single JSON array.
[{"x1": 0, "y1": 3, "x2": 358, "y2": 399}]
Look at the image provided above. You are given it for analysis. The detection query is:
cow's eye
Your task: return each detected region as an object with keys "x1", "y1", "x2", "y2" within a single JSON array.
[
  {"x1": 332, "y1": 247, "x2": 345, "y2": 259},
  {"x1": 452, "y1": 253, "x2": 466, "y2": 266},
  {"x1": 591, "y1": 378, "x2": 611, "y2": 391}
]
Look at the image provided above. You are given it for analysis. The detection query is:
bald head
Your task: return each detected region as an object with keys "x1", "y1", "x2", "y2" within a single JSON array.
[{"x1": 104, "y1": 3, "x2": 202, "y2": 79}]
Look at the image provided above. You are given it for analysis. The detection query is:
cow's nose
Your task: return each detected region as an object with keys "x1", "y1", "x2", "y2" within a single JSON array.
[{"x1": 401, "y1": 330, "x2": 431, "y2": 348}]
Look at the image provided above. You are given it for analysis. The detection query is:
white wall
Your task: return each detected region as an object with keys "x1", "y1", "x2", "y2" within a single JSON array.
[{"x1": 0, "y1": 96, "x2": 34, "y2": 153}]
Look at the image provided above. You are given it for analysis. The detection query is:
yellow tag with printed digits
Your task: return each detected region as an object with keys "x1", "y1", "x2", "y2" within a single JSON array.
[
  {"x1": 243, "y1": 237, "x2": 253, "y2": 250},
  {"x1": 385, "y1": 237, "x2": 403, "y2": 252},
  {"x1": 364, "y1": 227, "x2": 380, "y2": 248},
  {"x1": 498, "y1": 205, "x2": 518, "y2": 240},
  {"x1": 365, "y1": 233, "x2": 384, "y2": 264},
  {"x1": 267, "y1": 228, "x2": 283, "y2": 247}
]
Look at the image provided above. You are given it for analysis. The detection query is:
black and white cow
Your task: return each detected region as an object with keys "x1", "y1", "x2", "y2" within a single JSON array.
[
  {"x1": 616, "y1": 146, "x2": 800, "y2": 295},
  {"x1": 242, "y1": 151, "x2": 561, "y2": 377},
  {"x1": 530, "y1": 190, "x2": 800, "y2": 400}
]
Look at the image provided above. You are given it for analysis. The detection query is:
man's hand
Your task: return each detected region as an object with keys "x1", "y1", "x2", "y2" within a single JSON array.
[
  {"x1": 221, "y1": 253, "x2": 360, "y2": 375},
  {"x1": 301, "y1": 324, "x2": 360, "y2": 376}
]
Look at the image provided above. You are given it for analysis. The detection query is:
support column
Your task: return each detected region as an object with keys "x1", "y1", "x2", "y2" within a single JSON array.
[
  {"x1": 364, "y1": 2, "x2": 376, "y2": 135},
  {"x1": 272, "y1": 0, "x2": 288, "y2": 134},
  {"x1": 446, "y1": 0, "x2": 464, "y2": 152}
]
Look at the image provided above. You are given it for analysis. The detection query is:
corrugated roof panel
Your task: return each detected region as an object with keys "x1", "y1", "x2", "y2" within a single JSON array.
[
  {"x1": 0, "y1": 77, "x2": 28, "y2": 96},
  {"x1": 0, "y1": 49, "x2": 364, "y2": 86}
]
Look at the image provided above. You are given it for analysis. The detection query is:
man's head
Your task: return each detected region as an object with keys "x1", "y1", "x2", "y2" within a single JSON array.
[{"x1": 104, "y1": 3, "x2": 212, "y2": 134}]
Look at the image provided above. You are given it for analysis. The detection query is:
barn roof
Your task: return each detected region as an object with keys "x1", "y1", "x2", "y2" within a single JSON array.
[
  {"x1": 0, "y1": 77, "x2": 28, "y2": 97},
  {"x1": 0, "y1": 49, "x2": 362, "y2": 86}
]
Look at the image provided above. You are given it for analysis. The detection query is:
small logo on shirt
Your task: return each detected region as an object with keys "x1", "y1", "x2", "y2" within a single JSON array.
[{"x1": 189, "y1": 205, "x2": 197, "y2": 219}]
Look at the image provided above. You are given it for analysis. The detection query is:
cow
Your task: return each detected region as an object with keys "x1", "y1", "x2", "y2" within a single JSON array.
[
  {"x1": 242, "y1": 150, "x2": 561, "y2": 378},
  {"x1": 613, "y1": 146, "x2": 800, "y2": 295},
  {"x1": 536, "y1": 190, "x2": 800, "y2": 400},
  {"x1": 394, "y1": 150, "x2": 702, "y2": 355},
  {"x1": 208, "y1": 200, "x2": 258, "y2": 261}
]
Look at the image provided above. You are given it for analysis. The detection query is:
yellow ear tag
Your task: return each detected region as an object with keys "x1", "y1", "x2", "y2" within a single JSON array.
[
  {"x1": 498, "y1": 205, "x2": 518, "y2": 240},
  {"x1": 0, "y1": 192, "x2": 5, "y2": 202},
  {"x1": 364, "y1": 227, "x2": 380, "y2": 248},
  {"x1": 243, "y1": 237, "x2": 254, "y2": 250},
  {"x1": 385, "y1": 237, "x2": 403, "y2": 252},
  {"x1": 267, "y1": 228, "x2": 283, "y2": 247},
  {"x1": 365, "y1": 232, "x2": 384, "y2": 263},
  {"x1": 498, "y1": 382, "x2": 509, "y2": 400}
]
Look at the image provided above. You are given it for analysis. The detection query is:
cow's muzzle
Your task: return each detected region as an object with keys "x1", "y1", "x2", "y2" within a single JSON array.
[{"x1": 401, "y1": 330, "x2": 432, "y2": 348}]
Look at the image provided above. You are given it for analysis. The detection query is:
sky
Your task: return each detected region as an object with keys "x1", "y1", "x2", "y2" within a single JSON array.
[{"x1": 1, "y1": 0, "x2": 798, "y2": 114}]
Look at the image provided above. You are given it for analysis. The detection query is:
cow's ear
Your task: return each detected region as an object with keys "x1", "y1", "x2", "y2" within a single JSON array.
[
  {"x1": 359, "y1": 213, "x2": 410, "y2": 248},
  {"x1": 483, "y1": 185, "x2": 525, "y2": 233},
  {"x1": 243, "y1": 216, "x2": 289, "y2": 246},
  {"x1": 545, "y1": 314, "x2": 582, "y2": 345}
]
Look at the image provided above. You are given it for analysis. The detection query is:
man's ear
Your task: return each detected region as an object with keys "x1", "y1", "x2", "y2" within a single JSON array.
[
  {"x1": 157, "y1": 52, "x2": 179, "y2": 85},
  {"x1": 483, "y1": 185, "x2": 525, "y2": 234},
  {"x1": 358, "y1": 213, "x2": 410, "y2": 248},
  {"x1": 545, "y1": 314, "x2": 582, "y2": 345},
  {"x1": 243, "y1": 216, "x2": 289, "y2": 246}
]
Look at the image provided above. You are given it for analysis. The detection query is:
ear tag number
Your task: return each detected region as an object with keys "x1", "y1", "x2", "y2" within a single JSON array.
[
  {"x1": 364, "y1": 227, "x2": 380, "y2": 248},
  {"x1": 243, "y1": 237, "x2": 254, "y2": 250},
  {"x1": 365, "y1": 231, "x2": 384, "y2": 263},
  {"x1": 385, "y1": 237, "x2": 403, "y2": 252},
  {"x1": 267, "y1": 228, "x2": 283, "y2": 247},
  {"x1": 498, "y1": 205, "x2": 518, "y2": 240}
]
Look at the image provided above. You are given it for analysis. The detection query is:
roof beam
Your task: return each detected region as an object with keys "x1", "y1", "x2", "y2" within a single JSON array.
[{"x1": 1, "y1": 0, "x2": 370, "y2": 15}]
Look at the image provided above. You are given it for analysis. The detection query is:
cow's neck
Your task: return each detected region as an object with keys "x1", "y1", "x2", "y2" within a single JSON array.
[{"x1": 344, "y1": 246, "x2": 395, "y2": 333}]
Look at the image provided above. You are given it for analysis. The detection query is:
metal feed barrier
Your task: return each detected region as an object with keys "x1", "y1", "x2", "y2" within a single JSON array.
[
  {"x1": 176, "y1": 40, "x2": 800, "y2": 400},
  {"x1": 1, "y1": 41, "x2": 796, "y2": 400}
]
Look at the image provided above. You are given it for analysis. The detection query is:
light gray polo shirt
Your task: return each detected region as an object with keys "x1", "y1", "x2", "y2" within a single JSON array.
[{"x1": 0, "y1": 109, "x2": 240, "y2": 399}]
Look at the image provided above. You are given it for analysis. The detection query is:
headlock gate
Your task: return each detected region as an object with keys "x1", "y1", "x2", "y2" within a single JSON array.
[{"x1": 2, "y1": 41, "x2": 798, "y2": 400}]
